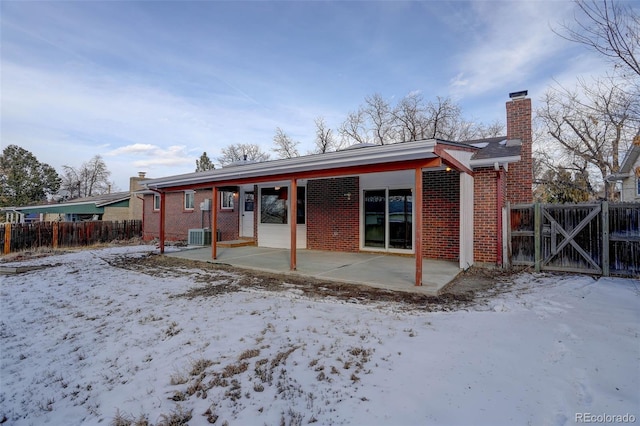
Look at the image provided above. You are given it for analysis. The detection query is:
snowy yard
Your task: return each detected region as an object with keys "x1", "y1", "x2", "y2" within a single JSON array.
[{"x1": 1, "y1": 245, "x2": 638, "y2": 426}]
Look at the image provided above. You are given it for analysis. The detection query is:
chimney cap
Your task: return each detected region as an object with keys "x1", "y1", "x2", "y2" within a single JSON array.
[
  {"x1": 509, "y1": 90, "x2": 528, "y2": 99},
  {"x1": 138, "y1": 172, "x2": 147, "y2": 178}
]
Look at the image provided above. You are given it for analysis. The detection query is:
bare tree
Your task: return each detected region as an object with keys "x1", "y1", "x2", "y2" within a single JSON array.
[
  {"x1": 393, "y1": 92, "x2": 428, "y2": 142},
  {"x1": 557, "y1": 0, "x2": 639, "y2": 78},
  {"x1": 537, "y1": 77, "x2": 635, "y2": 198},
  {"x1": 272, "y1": 127, "x2": 300, "y2": 159},
  {"x1": 363, "y1": 93, "x2": 395, "y2": 145},
  {"x1": 338, "y1": 92, "x2": 506, "y2": 146},
  {"x1": 61, "y1": 155, "x2": 112, "y2": 199},
  {"x1": 312, "y1": 117, "x2": 338, "y2": 153},
  {"x1": 557, "y1": 0, "x2": 639, "y2": 122},
  {"x1": 217, "y1": 143, "x2": 270, "y2": 166},
  {"x1": 339, "y1": 109, "x2": 370, "y2": 145}
]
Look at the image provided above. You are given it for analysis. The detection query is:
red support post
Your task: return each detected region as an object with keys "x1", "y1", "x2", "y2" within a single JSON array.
[
  {"x1": 159, "y1": 192, "x2": 166, "y2": 254},
  {"x1": 290, "y1": 179, "x2": 297, "y2": 270},
  {"x1": 212, "y1": 187, "x2": 218, "y2": 260}
]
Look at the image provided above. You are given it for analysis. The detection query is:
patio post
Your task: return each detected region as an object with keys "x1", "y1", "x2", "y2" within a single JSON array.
[
  {"x1": 414, "y1": 167, "x2": 423, "y2": 286},
  {"x1": 290, "y1": 179, "x2": 297, "y2": 270},
  {"x1": 159, "y1": 191, "x2": 166, "y2": 254},
  {"x1": 212, "y1": 187, "x2": 218, "y2": 259}
]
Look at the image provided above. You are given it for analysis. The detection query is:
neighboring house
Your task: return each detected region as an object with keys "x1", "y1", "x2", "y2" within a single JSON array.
[
  {"x1": 609, "y1": 135, "x2": 640, "y2": 202},
  {"x1": 1, "y1": 173, "x2": 149, "y2": 223},
  {"x1": 141, "y1": 92, "x2": 534, "y2": 283}
]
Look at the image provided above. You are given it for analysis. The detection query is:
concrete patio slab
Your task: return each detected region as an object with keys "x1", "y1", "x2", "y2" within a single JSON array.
[{"x1": 166, "y1": 246, "x2": 461, "y2": 295}]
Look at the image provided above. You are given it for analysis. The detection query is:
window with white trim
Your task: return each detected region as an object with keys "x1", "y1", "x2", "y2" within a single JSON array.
[
  {"x1": 220, "y1": 191, "x2": 234, "y2": 210},
  {"x1": 184, "y1": 191, "x2": 195, "y2": 210},
  {"x1": 153, "y1": 194, "x2": 161, "y2": 211}
]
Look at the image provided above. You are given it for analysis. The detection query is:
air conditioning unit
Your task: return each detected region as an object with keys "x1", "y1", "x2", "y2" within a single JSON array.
[
  {"x1": 200, "y1": 198, "x2": 211, "y2": 211},
  {"x1": 188, "y1": 228, "x2": 212, "y2": 246}
]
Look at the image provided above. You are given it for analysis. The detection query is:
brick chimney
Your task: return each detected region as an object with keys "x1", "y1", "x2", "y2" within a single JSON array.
[
  {"x1": 506, "y1": 91, "x2": 533, "y2": 203},
  {"x1": 129, "y1": 172, "x2": 149, "y2": 192}
]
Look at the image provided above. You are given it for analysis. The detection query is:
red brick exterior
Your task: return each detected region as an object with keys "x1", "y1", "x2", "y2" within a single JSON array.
[
  {"x1": 422, "y1": 171, "x2": 459, "y2": 261},
  {"x1": 506, "y1": 97, "x2": 533, "y2": 204},
  {"x1": 307, "y1": 177, "x2": 360, "y2": 252},
  {"x1": 143, "y1": 96, "x2": 531, "y2": 267},
  {"x1": 473, "y1": 96, "x2": 533, "y2": 264},
  {"x1": 473, "y1": 168, "x2": 500, "y2": 263},
  {"x1": 142, "y1": 190, "x2": 238, "y2": 242}
]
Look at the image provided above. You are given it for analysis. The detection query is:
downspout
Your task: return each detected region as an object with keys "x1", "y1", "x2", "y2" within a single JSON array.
[
  {"x1": 495, "y1": 163, "x2": 504, "y2": 267},
  {"x1": 149, "y1": 188, "x2": 165, "y2": 254},
  {"x1": 136, "y1": 194, "x2": 145, "y2": 239}
]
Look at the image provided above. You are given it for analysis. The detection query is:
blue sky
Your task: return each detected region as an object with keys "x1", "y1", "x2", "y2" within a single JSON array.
[{"x1": 1, "y1": 1, "x2": 613, "y2": 191}]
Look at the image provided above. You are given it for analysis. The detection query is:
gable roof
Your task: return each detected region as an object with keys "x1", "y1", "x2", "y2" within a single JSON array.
[
  {"x1": 619, "y1": 137, "x2": 640, "y2": 174},
  {"x1": 0, "y1": 191, "x2": 131, "y2": 214},
  {"x1": 464, "y1": 136, "x2": 522, "y2": 160}
]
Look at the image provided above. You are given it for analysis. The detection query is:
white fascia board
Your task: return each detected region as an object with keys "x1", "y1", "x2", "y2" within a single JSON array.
[
  {"x1": 469, "y1": 155, "x2": 521, "y2": 169},
  {"x1": 443, "y1": 149, "x2": 474, "y2": 168},
  {"x1": 144, "y1": 140, "x2": 438, "y2": 189},
  {"x1": 5, "y1": 200, "x2": 99, "y2": 211},
  {"x1": 95, "y1": 196, "x2": 131, "y2": 207}
]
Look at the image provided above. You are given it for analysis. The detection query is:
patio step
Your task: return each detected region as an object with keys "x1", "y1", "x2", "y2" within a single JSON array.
[{"x1": 217, "y1": 238, "x2": 256, "y2": 248}]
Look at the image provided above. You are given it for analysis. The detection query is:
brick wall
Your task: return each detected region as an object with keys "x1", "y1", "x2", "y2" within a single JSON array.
[
  {"x1": 142, "y1": 190, "x2": 238, "y2": 242},
  {"x1": 506, "y1": 97, "x2": 533, "y2": 204},
  {"x1": 473, "y1": 168, "x2": 500, "y2": 264},
  {"x1": 307, "y1": 177, "x2": 360, "y2": 252},
  {"x1": 422, "y1": 171, "x2": 460, "y2": 260},
  {"x1": 472, "y1": 95, "x2": 533, "y2": 265}
]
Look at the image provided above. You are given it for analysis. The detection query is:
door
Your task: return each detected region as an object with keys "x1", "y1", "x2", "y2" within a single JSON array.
[
  {"x1": 241, "y1": 191, "x2": 254, "y2": 238},
  {"x1": 363, "y1": 188, "x2": 412, "y2": 251}
]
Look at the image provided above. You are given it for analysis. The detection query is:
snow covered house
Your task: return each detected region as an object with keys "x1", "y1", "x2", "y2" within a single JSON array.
[{"x1": 140, "y1": 92, "x2": 533, "y2": 285}]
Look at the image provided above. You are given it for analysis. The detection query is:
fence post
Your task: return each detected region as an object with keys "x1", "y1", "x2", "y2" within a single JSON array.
[
  {"x1": 53, "y1": 222, "x2": 59, "y2": 249},
  {"x1": 534, "y1": 203, "x2": 541, "y2": 272},
  {"x1": 3, "y1": 223, "x2": 10, "y2": 255},
  {"x1": 503, "y1": 202, "x2": 510, "y2": 269},
  {"x1": 601, "y1": 201, "x2": 610, "y2": 277}
]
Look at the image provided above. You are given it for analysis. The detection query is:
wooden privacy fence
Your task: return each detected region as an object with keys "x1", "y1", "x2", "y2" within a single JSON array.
[
  {"x1": 509, "y1": 202, "x2": 640, "y2": 276},
  {"x1": 1, "y1": 220, "x2": 142, "y2": 254}
]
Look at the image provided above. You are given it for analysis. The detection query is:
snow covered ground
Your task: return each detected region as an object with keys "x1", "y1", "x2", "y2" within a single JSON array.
[{"x1": 0, "y1": 245, "x2": 638, "y2": 426}]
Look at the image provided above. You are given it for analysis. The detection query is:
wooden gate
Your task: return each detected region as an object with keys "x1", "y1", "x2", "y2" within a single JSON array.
[
  {"x1": 540, "y1": 203, "x2": 603, "y2": 274},
  {"x1": 508, "y1": 202, "x2": 640, "y2": 277}
]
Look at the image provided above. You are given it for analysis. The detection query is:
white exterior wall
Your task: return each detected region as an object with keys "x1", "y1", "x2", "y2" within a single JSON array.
[
  {"x1": 256, "y1": 183, "x2": 307, "y2": 249},
  {"x1": 459, "y1": 172, "x2": 474, "y2": 269},
  {"x1": 620, "y1": 157, "x2": 640, "y2": 202}
]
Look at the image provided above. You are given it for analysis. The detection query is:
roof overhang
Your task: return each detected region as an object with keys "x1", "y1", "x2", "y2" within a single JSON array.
[
  {"x1": 469, "y1": 155, "x2": 521, "y2": 169},
  {"x1": 143, "y1": 139, "x2": 444, "y2": 190},
  {"x1": 0, "y1": 203, "x2": 104, "y2": 214}
]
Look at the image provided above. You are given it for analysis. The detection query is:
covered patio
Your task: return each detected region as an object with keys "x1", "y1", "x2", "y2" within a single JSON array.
[{"x1": 165, "y1": 245, "x2": 461, "y2": 295}]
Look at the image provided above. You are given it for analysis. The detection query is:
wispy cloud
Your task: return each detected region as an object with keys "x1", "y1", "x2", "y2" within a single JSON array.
[
  {"x1": 446, "y1": 2, "x2": 580, "y2": 98},
  {"x1": 106, "y1": 144, "x2": 193, "y2": 168}
]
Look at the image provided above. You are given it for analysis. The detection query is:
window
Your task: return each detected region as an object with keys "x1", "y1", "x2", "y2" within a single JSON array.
[
  {"x1": 244, "y1": 192, "x2": 254, "y2": 212},
  {"x1": 261, "y1": 187, "x2": 287, "y2": 224},
  {"x1": 184, "y1": 191, "x2": 194, "y2": 210},
  {"x1": 153, "y1": 194, "x2": 161, "y2": 211},
  {"x1": 296, "y1": 187, "x2": 306, "y2": 224},
  {"x1": 637, "y1": 177, "x2": 640, "y2": 196},
  {"x1": 363, "y1": 188, "x2": 412, "y2": 250},
  {"x1": 220, "y1": 191, "x2": 234, "y2": 210},
  {"x1": 258, "y1": 187, "x2": 305, "y2": 224}
]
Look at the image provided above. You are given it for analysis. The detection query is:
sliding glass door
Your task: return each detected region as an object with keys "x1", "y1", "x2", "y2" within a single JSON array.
[{"x1": 363, "y1": 188, "x2": 412, "y2": 250}]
